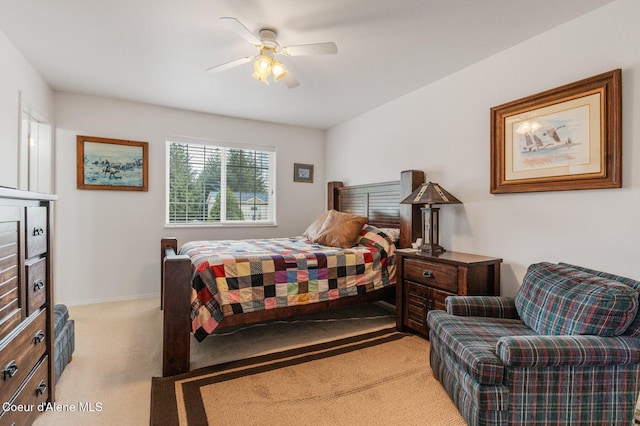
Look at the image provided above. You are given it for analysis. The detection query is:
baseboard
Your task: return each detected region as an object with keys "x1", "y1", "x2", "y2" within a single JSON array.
[{"x1": 59, "y1": 292, "x2": 160, "y2": 307}]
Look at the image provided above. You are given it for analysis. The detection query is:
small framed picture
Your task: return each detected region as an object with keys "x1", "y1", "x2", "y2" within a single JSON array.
[{"x1": 293, "y1": 163, "x2": 314, "y2": 183}]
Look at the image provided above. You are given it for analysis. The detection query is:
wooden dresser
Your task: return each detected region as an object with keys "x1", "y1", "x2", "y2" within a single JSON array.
[
  {"x1": 395, "y1": 249, "x2": 502, "y2": 337},
  {"x1": 0, "y1": 188, "x2": 56, "y2": 425}
]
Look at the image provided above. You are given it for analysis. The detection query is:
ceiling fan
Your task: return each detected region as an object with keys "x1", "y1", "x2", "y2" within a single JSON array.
[{"x1": 207, "y1": 17, "x2": 338, "y2": 88}]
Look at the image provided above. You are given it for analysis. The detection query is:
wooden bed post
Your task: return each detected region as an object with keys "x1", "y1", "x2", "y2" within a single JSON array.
[
  {"x1": 162, "y1": 241, "x2": 192, "y2": 377},
  {"x1": 399, "y1": 170, "x2": 424, "y2": 249},
  {"x1": 160, "y1": 238, "x2": 178, "y2": 310},
  {"x1": 327, "y1": 181, "x2": 343, "y2": 210}
]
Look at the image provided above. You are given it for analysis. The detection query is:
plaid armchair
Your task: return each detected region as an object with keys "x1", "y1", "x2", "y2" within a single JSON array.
[{"x1": 427, "y1": 262, "x2": 640, "y2": 425}]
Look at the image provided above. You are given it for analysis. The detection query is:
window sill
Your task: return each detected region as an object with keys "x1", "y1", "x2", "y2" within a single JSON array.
[{"x1": 164, "y1": 222, "x2": 277, "y2": 229}]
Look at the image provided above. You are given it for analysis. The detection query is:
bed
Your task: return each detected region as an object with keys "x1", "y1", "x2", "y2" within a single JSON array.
[{"x1": 160, "y1": 169, "x2": 424, "y2": 377}]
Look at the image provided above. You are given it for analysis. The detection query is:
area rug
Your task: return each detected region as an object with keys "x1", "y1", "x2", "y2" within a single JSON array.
[{"x1": 151, "y1": 327, "x2": 465, "y2": 426}]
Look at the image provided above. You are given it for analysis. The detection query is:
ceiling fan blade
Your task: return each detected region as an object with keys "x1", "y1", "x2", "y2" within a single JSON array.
[
  {"x1": 219, "y1": 17, "x2": 261, "y2": 46},
  {"x1": 281, "y1": 42, "x2": 338, "y2": 56},
  {"x1": 206, "y1": 56, "x2": 253, "y2": 73},
  {"x1": 282, "y1": 72, "x2": 300, "y2": 89}
]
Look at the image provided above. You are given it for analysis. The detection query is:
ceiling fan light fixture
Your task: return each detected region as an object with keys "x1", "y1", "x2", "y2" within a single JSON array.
[
  {"x1": 211, "y1": 17, "x2": 338, "y2": 89},
  {"x1": 272, "y1": 61, "x2": 288, "y2": 81},
  {"x1": 252, "y1": 49, "x2": 275, "y2": 84},
  {"x1": 251, "y1": 71, "x2": 269, "y2": 84},
  {"x1": 254, "y1": 55, "x2": 272, "y2": 75}
]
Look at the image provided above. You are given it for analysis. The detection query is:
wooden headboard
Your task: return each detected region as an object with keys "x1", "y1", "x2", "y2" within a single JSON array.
[{"x1": 327, "y1": 170, "x2": 424, "y2": 249}]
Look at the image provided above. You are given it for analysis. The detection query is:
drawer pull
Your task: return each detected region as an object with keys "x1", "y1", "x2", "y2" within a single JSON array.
[
  {"x1": 33, "y1": 279, "x2": 45, "y2": 292},
  {"x1": 422, "y1": 270, "x2": 433, "y2": 279},
  {"x1": 32, "y1": 227, "x2": 45, "y2": 236},
  {"x1": 3, "y1": 361, "x2": 18, "y2": 381},
  {"x1": 36, "y1": 380, "x2": 47, "y2": 396},
  {"x1": 34, "y1": 330, "x2": 46, "y2": 344}
]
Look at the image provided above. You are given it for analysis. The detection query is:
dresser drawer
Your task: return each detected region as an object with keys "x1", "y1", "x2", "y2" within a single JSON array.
[
  {"x1": 0, "y1": 309, "x2": 47, "y2": 405},
  {"x1": 0, "y1": 221, "x2": 21, "y2": 342},
  {"x1": 404, "y1": 258, "x2": 458, "y2": 293},
  {"x1": 26, "y1": 258, "x2": 47, "y2": 316},
  {"x1": 0, "y1": 221, "x2": 19, "y2": 293},
  {"x1": 25, "y1": 207, "x2": 47, "y2": 259},
  {"x1": 0, "y1": 356, "x2": 49, "y2": 426}
]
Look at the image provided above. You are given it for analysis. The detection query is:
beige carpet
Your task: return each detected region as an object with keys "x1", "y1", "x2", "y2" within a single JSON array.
[
  {"x1": 32, "y1": 297, "x2": 464, "y2": 425},
  {"x1": 33, "y1": 297, "x2": 164, "y2": 426},
  {"x1": 151, "y1": 328, "x2": 465, "y2": 426}
]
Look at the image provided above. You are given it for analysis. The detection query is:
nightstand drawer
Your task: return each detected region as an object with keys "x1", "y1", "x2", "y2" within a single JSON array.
[{"x1": 404, "y1": 258, "x2": 457, "y2": 293}]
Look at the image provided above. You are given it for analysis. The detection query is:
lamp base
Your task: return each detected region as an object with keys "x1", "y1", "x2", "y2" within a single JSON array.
[{"x1": 420, "y1": 243, "x2": 446, "y2": 255}]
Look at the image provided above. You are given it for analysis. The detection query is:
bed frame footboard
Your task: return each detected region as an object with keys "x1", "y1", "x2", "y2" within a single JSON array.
[{"x1": 161, "y1": 238, "x2": 192, "y2": 376}]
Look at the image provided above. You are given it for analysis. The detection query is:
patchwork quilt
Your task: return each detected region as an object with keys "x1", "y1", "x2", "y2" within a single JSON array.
[{"x1": 180, "y1": 225, "x2": 396, "y2": 341}]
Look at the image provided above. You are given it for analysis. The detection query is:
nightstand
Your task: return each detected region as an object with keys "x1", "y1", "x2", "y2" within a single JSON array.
[{"x1": 395, "y1": 249, "x2": 502, "y2": 337}]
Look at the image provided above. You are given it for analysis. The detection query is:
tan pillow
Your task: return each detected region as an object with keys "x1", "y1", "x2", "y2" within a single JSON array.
[
  {"x1": 303, "y1": 210, "x2": 331, "y2": 240},
  {"x1": 314, "y1": 210, "x2": 367, "y2": 248}
]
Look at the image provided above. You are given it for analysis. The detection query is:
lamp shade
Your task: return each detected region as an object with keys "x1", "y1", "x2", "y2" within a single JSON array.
[
  {"x1": 272, "y1": 61, "x2": 288, "y2": 81},
  {"x1": 401, "y1": 182, "x2": 461, "y2": 254},
  {"x1": 253, "y1": 55, "x2": 272, "y2": 76},
  {"x1": 400, "y1": 182, "x2": 462, "y2": 205}
]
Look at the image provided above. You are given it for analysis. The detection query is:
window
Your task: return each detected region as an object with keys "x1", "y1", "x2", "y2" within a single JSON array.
[{"x1": 166, "y1": 137, "x2": 276, "y2": 226}]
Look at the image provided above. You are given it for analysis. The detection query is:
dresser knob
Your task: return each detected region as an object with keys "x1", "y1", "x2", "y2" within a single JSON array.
[
  {"x1": 33, "y1": 279, "x2": 45, "y2": 292},
  {"x1": 36, "y1": 380, "x2": 47, "y2": 396},
  {"x1": 34, "y1": 330, "x2": 46, "y2": 344},
  {"x1": 422, "y1": 270, "x2": 433, "y2": 279},
  {"x1": 3, "y1": 361, "x2": 18, "y2": 380}
]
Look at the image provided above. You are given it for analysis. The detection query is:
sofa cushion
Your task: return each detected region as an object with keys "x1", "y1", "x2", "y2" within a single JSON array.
[
  {"x1": 515, "y1": 262, "x2": 639, "y2": 336},
  {"x1": 559, "y1": 262, "x2": 640, "y2": 337},
  {"x1": 427, "y1": 310, "x2": 535, "y2": 385}
]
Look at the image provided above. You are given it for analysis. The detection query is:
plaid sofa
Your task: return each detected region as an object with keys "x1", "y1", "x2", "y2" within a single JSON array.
[{"x1": 427, "y1": 262, "x2": 640, "y2": 425}]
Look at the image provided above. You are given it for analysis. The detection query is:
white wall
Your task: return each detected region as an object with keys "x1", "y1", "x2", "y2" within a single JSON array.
[
  {"x1": 0, "y1": 30, "x2": 53, "y2": 189},
  {"x1": 54, "y1": 93, "x2": 325, "y2": 305},
  {"x1": 327, "y1": 0, "x2": 640, "y2": 296},
  {"x1": 6, "y1": 0, "x2": 639, "y2": 304}
]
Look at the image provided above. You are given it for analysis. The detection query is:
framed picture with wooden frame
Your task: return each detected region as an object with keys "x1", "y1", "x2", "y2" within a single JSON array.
[
  {"x1": 293, "y1": 163, "x2": 314, "y2": 183},
  {"x1": 490, "y1": 69, "x2": 622, "y2": 194},
  {"x1": 76, "y1": 135, "x2": 149, "y2": 191}
]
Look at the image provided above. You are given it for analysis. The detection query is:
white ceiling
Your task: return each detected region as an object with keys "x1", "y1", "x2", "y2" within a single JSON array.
[{"x1": 0, "y1": 0, "x2": 613, "y2": 130}]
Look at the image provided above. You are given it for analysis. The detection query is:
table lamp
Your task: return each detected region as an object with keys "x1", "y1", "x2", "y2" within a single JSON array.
[{"x1": 400, "y1": 182, "x2": 462, "y2": 254}]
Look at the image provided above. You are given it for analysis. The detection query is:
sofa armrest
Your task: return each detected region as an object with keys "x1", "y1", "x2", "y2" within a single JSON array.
[
  {"x1": 497, "y1": 335, "x2": 640, "y2": 367},
  {"x1": 445, "y1": 296, "x2": 520, "y2": 319}
]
